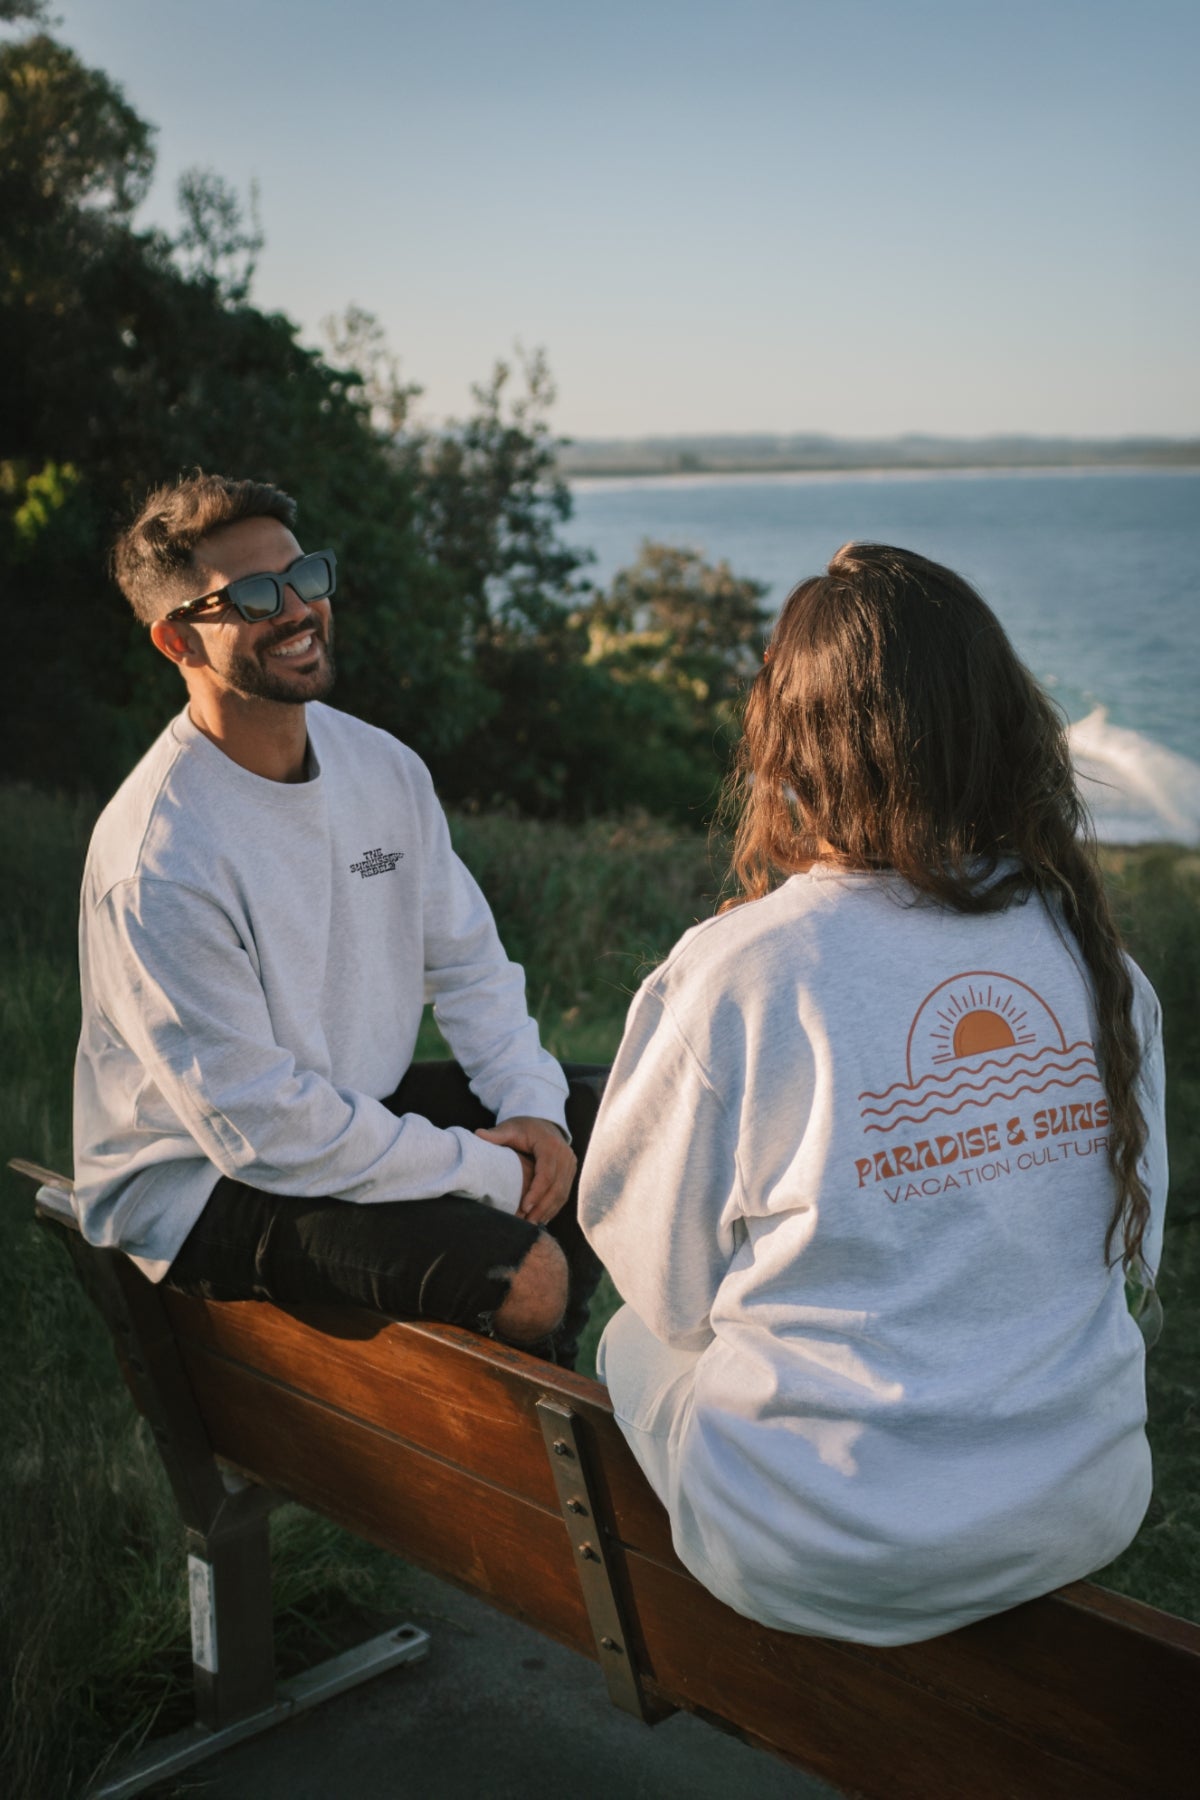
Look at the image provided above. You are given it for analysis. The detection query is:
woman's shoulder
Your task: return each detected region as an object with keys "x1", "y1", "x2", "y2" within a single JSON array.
[{"x1": 645, "y1": 873, "x2": 855, "y2": 993}]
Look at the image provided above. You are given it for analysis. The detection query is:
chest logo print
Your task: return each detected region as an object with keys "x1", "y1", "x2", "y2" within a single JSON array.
[
  {"x1": 859, "y1": 971, "x2": 1100, "y2": 1134},
  {"x1": 349, "y1": 847, "x2": 405, "y2": 879}
]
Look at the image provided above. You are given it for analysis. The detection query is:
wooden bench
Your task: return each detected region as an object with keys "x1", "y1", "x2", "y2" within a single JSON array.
[{"x1": 14, "y1": 1158, "x2": 1200, "y2": 1800}]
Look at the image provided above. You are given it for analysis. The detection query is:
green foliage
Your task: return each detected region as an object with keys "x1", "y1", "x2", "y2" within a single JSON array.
[
  {"x1": 463, "y1": 539, "x2": 773, "y2": 822},
  {"x1": 8, "y1": 457, "x2": 78, "y2": 547},
  {"x1": 412, "y1": 349, "x2": 590, "y2": 647},
  {"x1": 0, "y1": 23, "x2": 758, "y2": 823},
  {"x1": 1101, "y1": 847, "x2": 1200, "y2": 1220},
  {"x1": 447, "y1": 809, "x2": 721, "y2": 1015},
  {"x1": 0, "y1": 30, "x2": 153, "y2": 222},
  {"x1": 583, "y1": 539, "x2": 770, "y2": 716},
  {"x1": 0, "y1": 3, "x2": 52, "y2": 25},
  {"x1": 174, "y1": 166, "x2": 264, "y2": 303},
  {"x1": 1098, "y1": 1219, "x2": 1200, "y2": 1618}
]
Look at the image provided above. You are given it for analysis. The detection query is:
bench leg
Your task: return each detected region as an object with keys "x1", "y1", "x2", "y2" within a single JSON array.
[
  {"x1": 186, "y1": 1482, "x2": 277, "y2": 1729},
  {"x1": 88, "y1": 1624, "x2": 431, "y2": 1800},
  {"x1": 78, "y1": 1472, "x2": 433, "y2": 1798},
  {"x1": 25, "y1": 1218, "x2": 433, "y2": 1797}
]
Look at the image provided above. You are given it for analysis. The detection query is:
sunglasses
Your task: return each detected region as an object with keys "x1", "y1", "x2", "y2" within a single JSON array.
[{"x1": 164, "y1": 550, "x2": 338, "y2": 624}]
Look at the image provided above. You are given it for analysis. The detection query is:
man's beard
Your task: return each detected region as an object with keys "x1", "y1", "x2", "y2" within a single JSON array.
[{"x1": 226, "y1": 617, "x2": 336, "y2": 705}]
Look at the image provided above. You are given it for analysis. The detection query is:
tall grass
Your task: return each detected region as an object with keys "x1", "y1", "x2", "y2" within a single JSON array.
[
  {"x1": 446, "y1": 808, "x2": 722, "y2": 1053},
  {"x1": 0, "y1": 785, "x2": 1196, "y2": 1797}
]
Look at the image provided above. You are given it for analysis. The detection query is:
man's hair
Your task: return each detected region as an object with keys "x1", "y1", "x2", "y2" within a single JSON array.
[{"x1": 112, "y1": 472, "x2": 298, "y2": 624}]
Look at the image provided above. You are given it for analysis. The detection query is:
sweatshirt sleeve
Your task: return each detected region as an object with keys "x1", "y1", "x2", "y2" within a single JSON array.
[
  {"x1": 579, "y1": 982, "x2": 743, "y2": 1351},
  {"x1": 413, "y1": 760, "x2": 569, "y2": 1133},
  {"x1": 91, "y1": 875, "x2": 525, "y2": 1213}
]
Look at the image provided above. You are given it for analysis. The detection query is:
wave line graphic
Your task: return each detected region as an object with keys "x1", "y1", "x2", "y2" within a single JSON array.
[
  {"x1": 860, "y1": 1055, "x2": 1099, "y2": 1121},
  {"x1": 861, "y1": 1072, "x2": 1106, "y2": 1134},
  {"x1": 859, "y1": 1041, "x2": 1095, "y2": 1104}
]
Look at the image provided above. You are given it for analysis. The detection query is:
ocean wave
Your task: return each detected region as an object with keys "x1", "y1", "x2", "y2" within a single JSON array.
[
  {"x1": 859, "y1": 1041, "x2": 1096, "y2": 1103},
  {"x1": 860, "y1": 1054, "x2": 1100, "y2": 1121},
  {"x1": 861, "y1": 1072, "x2": 1106, "y2": 1134},
  {"x1": 1069, "y1": 708, "x2": 1200, "y2": 846}
]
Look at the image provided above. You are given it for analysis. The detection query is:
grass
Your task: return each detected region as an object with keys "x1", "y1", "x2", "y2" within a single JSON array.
[{"x1": 0, "y1": 784, "x2": 1196, "y2": 1797}]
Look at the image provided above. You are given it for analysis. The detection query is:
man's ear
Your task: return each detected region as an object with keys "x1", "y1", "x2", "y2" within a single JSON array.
[{"x1": 149, "y1": 618, "x2": 204, "y2": 668}]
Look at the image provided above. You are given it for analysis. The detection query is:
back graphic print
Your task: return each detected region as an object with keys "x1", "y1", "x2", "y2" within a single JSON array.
[{"x1": 852, "y1": 970, "x2": 1110, "y2": 1206}]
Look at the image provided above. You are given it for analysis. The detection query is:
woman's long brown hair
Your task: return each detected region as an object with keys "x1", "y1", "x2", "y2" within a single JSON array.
[{"x1": 723, "y1": 542, "x2": 1149, "y2": 1271}]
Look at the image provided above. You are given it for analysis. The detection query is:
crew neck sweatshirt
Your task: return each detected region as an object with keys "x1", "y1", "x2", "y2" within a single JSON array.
[
  {"x1": 73, "y1": 704, "x2": 568, "y2": 1279},
  {"x1": 580, "y1": 870, "x2": 1168, "y2": 1645}
]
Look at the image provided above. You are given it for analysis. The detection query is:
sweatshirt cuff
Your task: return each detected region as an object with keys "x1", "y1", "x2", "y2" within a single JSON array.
[
  {"x1": 451, "y1": 1130, "x2": 524, "y2": 1214},
  {"x1": 495, "y1": 1082, "x2": 571, "y2": 1143}
]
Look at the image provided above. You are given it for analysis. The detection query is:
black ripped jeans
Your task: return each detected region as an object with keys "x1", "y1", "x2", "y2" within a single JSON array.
[{"x1": 165, "y1": 1062, "x2": 607, "y2": 1369}]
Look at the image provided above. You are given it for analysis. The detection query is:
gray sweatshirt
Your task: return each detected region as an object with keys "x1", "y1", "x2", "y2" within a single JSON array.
[
  {"x1": 581, "y1": 868, "x2": 1167, "y2": 1644},
  {"x1": 73, "y1": 704, "x2": 568, "y2": 1278}
]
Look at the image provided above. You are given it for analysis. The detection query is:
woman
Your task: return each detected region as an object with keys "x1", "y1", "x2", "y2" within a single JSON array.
[{"x1": 579, "y1": 543, "x2": 1167, "y2": 1646}]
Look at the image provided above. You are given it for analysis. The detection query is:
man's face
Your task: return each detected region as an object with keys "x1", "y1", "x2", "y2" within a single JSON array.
[{"x1": 177, "y1": 516, "x2": 336, "y2": 705}]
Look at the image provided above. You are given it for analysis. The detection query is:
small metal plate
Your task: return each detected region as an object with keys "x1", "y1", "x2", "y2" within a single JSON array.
[{"x1": 536, "y1": 1397, "x2": 654, "y2": 1720}]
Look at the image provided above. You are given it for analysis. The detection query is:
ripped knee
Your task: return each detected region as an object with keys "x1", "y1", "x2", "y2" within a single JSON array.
[{"x1": 493, "y1": 1233, "x2": 567, "y2": 1344}]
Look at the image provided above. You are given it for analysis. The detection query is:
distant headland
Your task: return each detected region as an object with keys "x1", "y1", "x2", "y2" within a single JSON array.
[{"x1": 558, "y1": 433, "x2": 1200, "y2": 479}]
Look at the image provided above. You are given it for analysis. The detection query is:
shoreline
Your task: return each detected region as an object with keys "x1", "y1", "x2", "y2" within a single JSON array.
[{"x1": 564, "y1": 458, "x2": 1200, "y2": 484}]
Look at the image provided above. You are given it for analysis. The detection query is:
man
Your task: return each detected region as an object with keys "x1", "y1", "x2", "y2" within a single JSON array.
[{"x1": 72, "y1": 472, "x2": 600, "y2": 1360}]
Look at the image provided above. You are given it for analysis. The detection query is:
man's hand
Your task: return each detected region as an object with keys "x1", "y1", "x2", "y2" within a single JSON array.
[{"x1": 475, "y1": 1116, "x2": 576, "y2": 1224}]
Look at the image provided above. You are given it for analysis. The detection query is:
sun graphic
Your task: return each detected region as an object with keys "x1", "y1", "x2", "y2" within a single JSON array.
[
  {"x1": 906, "y1": 972, "x2": 1066, "y2": 1085},
  {"x1": 951, "y1": 1009, "x2": 1018, "y2": 1058}
]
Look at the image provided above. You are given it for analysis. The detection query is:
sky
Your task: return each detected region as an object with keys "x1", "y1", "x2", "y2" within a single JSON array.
[{"x1": 38, "y1": 0, "x2": 1200, "y2": 438}]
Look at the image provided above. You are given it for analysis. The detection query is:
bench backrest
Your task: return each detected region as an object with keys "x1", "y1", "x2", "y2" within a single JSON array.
[{"x1": 22, "y1": 1165, "x2": 1200, "y2": 1798}]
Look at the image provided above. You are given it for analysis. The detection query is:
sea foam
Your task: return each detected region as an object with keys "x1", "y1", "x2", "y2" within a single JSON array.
[{"x1": 1069, "y1": 708, "x2": 1200, "y2": 846}]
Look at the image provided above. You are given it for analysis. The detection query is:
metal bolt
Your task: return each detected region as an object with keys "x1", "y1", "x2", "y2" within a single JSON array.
[
  {"x1": 566, "y1": 1498, "x2": 586, "y2": 1515},
  {"x1": 553, "y1": 1440, "x2": 572, "y2": 1458},
  {"x1": 580, "y1": 1543, "x2": 600, "y2": 1562},
  {"x1": 600, "y1": 1636, "x2": 620, "y2": 1652}
]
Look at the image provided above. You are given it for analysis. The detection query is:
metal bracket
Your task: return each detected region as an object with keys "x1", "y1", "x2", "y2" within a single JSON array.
[
  {"x1": 536, "y1": 1397, "x2": 671, "y2": 1723},
  {"x1": 88, "y1": 1624, "x2": 431, "y2": 1800}
]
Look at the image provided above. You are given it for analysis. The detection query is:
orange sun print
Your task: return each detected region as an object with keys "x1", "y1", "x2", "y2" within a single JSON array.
[{"x1": 857, "y1": 970, "x2": 1102, "y2": 1134}]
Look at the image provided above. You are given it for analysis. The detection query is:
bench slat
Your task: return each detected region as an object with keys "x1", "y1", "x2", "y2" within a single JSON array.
[
  {"x1": 637, "y1": 1548, "x2": 1200, "y2": 1798},
  {"x1": 627, "y1": 1551, "x2": 1141, "y2": 1800},
  {"x1": 175, "y1": 1340, "x2": 599, "y2": 1657},
  {"x1": 170, "y1": 1296, "x2": 1200, "y2": 1799},
  {"x1": 165, "y1": 1293, "x2": 679, "y2": 1566}
]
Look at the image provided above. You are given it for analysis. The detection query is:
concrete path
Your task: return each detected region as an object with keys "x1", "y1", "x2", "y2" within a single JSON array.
[{"x1": 177, "y1": 1565, "x2": 838, "y2": 1799}]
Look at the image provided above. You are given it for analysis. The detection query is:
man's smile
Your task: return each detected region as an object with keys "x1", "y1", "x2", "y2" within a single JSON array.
[{"x1": 267, "y1": 628, "x2": 320, "y2": 660}]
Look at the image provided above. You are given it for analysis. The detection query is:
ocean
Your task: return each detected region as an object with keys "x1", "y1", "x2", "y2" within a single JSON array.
[{"x1": 570, "y1": 467, "x2": 1200, "y2": 845}]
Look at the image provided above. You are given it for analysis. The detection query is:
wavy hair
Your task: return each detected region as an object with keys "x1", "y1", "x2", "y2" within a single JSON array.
[{"x1": 723, "y1": 542, "x2": 1149, "y2": 1271}]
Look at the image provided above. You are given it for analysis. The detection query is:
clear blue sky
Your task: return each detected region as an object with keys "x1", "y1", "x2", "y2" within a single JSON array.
[{"x1": 43, "y1": 0, "x2": 1200, "y2": 438}]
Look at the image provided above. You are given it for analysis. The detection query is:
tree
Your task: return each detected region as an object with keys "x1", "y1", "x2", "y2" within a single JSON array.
[
  {"x1": 433, "y1": 539, "x2": 770, "y2": 823},
  {"x1": 578, "y1": 540, "x2": 771, "y2": 751},
  {"x1": 174, "y1": 168, "x2": 263, "y2": 304},
  {"x1": 411, "y1": 349, "x2": 593, "y2": 651},
  {"x1": 0, "y1": 30, "x2": 445, "y2": 790},
  {"x1": 1, "y1": 22, "x2": 766, "y2": 826}
]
